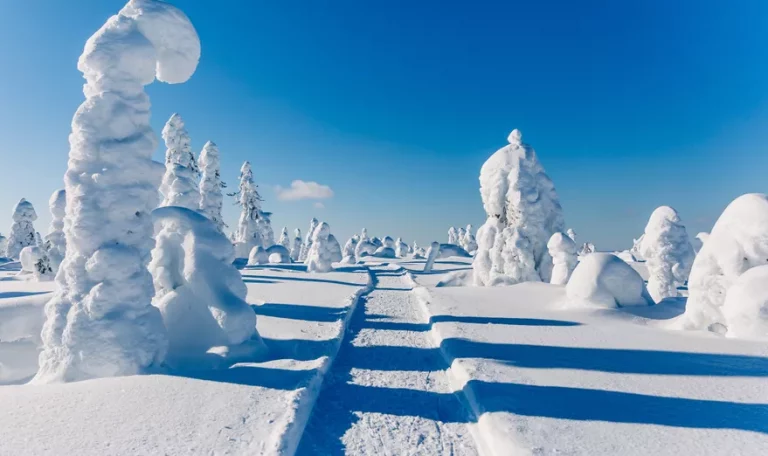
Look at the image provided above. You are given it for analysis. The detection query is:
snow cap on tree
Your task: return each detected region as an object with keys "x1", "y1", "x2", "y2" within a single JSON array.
[
  {"x1": 160, "y1": 113, "x2": 199, "y2": 210},
  {"x1": 6, "y1": 198, "x2": 38, "y2": 260},
  {"x1": 640, "y1": 206, "x2": 695, "y2": 302},
  {"x1": 198, "y1": 141, "x2": 225, "y2": 232}
]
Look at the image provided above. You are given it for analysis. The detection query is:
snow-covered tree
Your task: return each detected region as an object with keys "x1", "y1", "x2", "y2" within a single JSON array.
[
  {"x1": 20, "y1": 245, "x2": 53, "y2": 281},
  {"x1": 448, "y1": 227, "x2": 458, "y2": 245},
  {"x1": 328, "y1": 234, "x2": 343, "y2": 263},
  {"x1": 290, "y1": 228, "x2": 302, "y2": 261},
  {"x1": 473, "y1": 129, "x2": 565, "y2": 286},
  {"x1": 306, "y1": 222, "x2": 334, "y2": 273},
  {"x1": 342, "y1": 236, "x2": 358, "y2": 264},
  {"x1": 35, "y1": 0, "x2": 201, "y2": 383},
  {"x1": 247, "y1": 245, "x2": 269, "y2": 265},
  {"x1": 566, "y1": 228, "x2": 576, "y2": 242},
  {"x1": 462, "y1": 225, "x2": 478, "y2": 253},
  {"x1": 489, "y1": 227, "x2": 539, "y2": 285},
  {"x1": 300, "y1": 218, "x2": 319, "y2": 262},
  {"x1": 360, "y1": 228, "x2": 370, "y2": 242},
  {"x1": 6, "y1": 198, "x2": 38, "y2": 260},
  {"x1": 547, "y1": 232, "x2": 578, "y2": 285},
  {"x1": 579, "y1": 242, "x2": 595, "y2": 256},
  {"x1": 278, "y1": 226, "x2": 290, "y2": 250},
  {"x1": 424, "y1": 242, "x2": 440, "y2": 273},
  {"x1": 355, "y1": 238, "x2": 378, "y2": 258},
  {"x1": 396, "y1": 237, "x2": 409, "y2": 258},
  {"x1": 457, "y1": 227, "x2": 466, "y2": 246},
  {"x1": 257, "y1": 211, "x2": 275, "y2": 247},
  {"x1": 411, "y1": 240, "x2": 418, "y2": 253},
  {"x1": 382, "y1": 236, "x2": 396, "y2": 249},
  {"x1": 639, "y1": 206, "x2": 695, "y2": 302},
  {"x1": 232, "y1": 161, "x2": 263, "y2": 258},
  {"x1": 0, "y1": 233, "x2": 7, "y2": 258},
  {"x1": 630, "y1": 234, "x2": 645, "y2": 260},
  {"x1": 45, "y1": 189, "x2": 67, "y2": 273},
  {"x1": 198, "y1": 141, "x2": 225, "y2": 232},
  {"x1": 159, "y1": 113, "x2": 199, "y2": 210}
]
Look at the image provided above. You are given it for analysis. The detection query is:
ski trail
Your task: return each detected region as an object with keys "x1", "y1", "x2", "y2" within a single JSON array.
[{"x1": 296, "y1": 265, "x2": 478, "y2": 455}]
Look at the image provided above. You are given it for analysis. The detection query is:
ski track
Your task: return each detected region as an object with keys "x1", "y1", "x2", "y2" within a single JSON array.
[{"x1": 296, "y1": 265, "x2": 478, "y2": 455}]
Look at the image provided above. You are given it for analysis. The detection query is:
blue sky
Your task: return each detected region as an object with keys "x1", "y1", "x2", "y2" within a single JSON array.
[{"x1": 1, "y1": 1, "x2": 767, "y2": 250}]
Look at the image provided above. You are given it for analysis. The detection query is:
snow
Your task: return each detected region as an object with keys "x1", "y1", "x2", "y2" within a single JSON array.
[
  {"x1": 327, "y1": 234, "x2": 343, "y2": 263},
  {"x1": 198, "y1": 140, "x2": 225, "y2": 232},
  {"x1": 19, "y1": 246, "x2": 53, "y2": 281},
  {"x1": 684, "y1": 194, "x2": 768, "y2": 334},
  {"x1": 547, "y1": 231, "x2": 578, "y2": 285},
  {"x1": 265, "y1": 245, "x2": 292, "y2": 264},
  {"x1": 44, "y1": 189, "x2": 67, "y2": 273},
  {"x1": 278, "y1": 226, "x2": 291, "y2": 250},
  {"x1": 721, "y1": 265, "x2": 768, "y2": 340},
  {"x1": 248, "y1": 245, "x2": 270, "y2": 266},
  {"x1": 290, "y1": 228, "x2": 302, "y2": 262},
  {"x1": 437, "y1": 243, "x2": 472, "y2": 259},
  {"x1": 640, "y1": 206, "x2": 695, "y2": 303},
  {"x1": 233, "y1": 161, "x2": 263, "y2": 258},
  {"x1": 372, "y1": 246, "x2": 397, "y2": 258},
  {"x1": 299, "y1": 218, "x2": 318, "y2": 262},
  {"x1": 160, "y1": 113, "x2": 199, "y2": 210},
  {"x1": 306, "y1": 222, "x2": 334, "y2": 273},
  {"x1": 341, "y1": 236, "x2": 358, "y2": 264},
  {"x1": 5, "y1": 198, "x2": 38, "y2": 260},
  {"x1": 423, "y1": 241, "x2": 440, "y2": 272},
  {"x1": 395, "y1": 237, "x2": 409, "y2": 257},
  {"x1": 448, "y1": 226, "x2": 459, "y2": 245},
  {"x1": 566, "y1": 253, "x2": 654, "y2": 308},
  {"x1": 355, "y1": 239, "x2": 378, "y2": 258}
]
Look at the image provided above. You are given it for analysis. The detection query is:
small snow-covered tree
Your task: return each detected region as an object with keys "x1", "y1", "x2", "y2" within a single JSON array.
[
  {"x1": 198, "y1": 141, "x2": 226, "y2": 232},
  {"x1": 0, "y1": 233, "x2": 7, "y2": 258},
  {"x1": 424, "y1": 242, "x2": 440, "y2": 272},
  {"x1": 257, "y1": 211, "x2": 275, "y2": 247},
  {"x1": 300, "y1": 218, "x2": 319, "y2": 262},
  {"x1": 411, "y1": 240, "x2": 418, "y2": 253},
  {"x1": 328, "y1": 234, "x2": 343, "y2": 263},
  {"x1": 547, "y1": 232, "x2": 578, "y2": 285},
  {"x1": 489, "y1": 227, "x2": 539, "y2": 285},
  {"x1": 6, "y1": 198, "x2": 38, "y2": 260},
  {"x1": 35, "y1": 0, "x2": 201, "y2": 383},
  {"x1": 291, "y1": 228, "x2": 302, "y2": 261},
  {"x1": 360, "y1": 228, "x2": 370, "y2": 242},
  {"x1": 278, "y1": 226, "x2": 290, "y2": 250},
  {"x1": 448, "y1": 227, "x2": 458, "y2": 245},
  {"x1": 45, "y1": 189, "x2": 67, "y2": 273},
  {"x1": 306, "y1": 222, "x2": 334, "y2": 272},
  {"x1": 342, "y1": 236, "x2": 358, "y2": 264},
  {"x1": 232, "y1": 161, "x2": 263, "y2": 257},
  {"x1": 20, "y1": 245, "x2": 53, "y2": 281},
  {"x1": 462, "y1": 225, "x2": 478, "y2": 253},
  {"x1": 382, "y1": 236, "x2": 395, "y2": 249},
  {"x1": 566, "y1": 228, "x2": 576, "y2": 242},
  {"x1": 457, "y1": 227, "x2": 466, "y2": 246},
  {"x1": 640, "y1": 206, "x2": 695, "y2": 302},
  {"x1": 396, "y1": 237, "x2": 409, "y2": 258},
  {"x1": 160, "y1": 113, "x2": 199, "y2": 210},
  {"x1": 579, "y1": 242, "x2": 595, "y2": 256}
]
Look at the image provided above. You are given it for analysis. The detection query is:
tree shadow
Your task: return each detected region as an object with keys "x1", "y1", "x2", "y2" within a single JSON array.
[
  {"x1": 252, "y1": 303, "x2": 347, "y2": 322},
  {"x1": 165, "y1": 364, "x2": 318, "y2": 391},
  {"x1": 245, "y1": 274, "x2": 363, "y2": 287},
  {"x1": 0, "y1": 291, "x2": 51, "y2": 299},
  {"x1": 242, "y1": 278, "x2": 280, "y2": 284},
  {"x1": 363, "y1": 316, "x2": 581, "y2": 332}
]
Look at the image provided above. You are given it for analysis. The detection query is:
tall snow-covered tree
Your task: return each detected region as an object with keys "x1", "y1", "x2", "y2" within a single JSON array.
[
  {"x1": 640, "y1": 206, "x2": 695, "y2": 302},
  {"x1": 473, "y1": 129, "x2": 565, "y2": 286},
  {"x1": 159, "y1": 113, "x2": 199, "y2": 210},
  {"x1": 45, "y1": 189, "x2": 67, "y2": 273},
  {"x1": 35, "y1": 0, "x2": 201, "y2": 383},
  {"x1": 278, "y1": 226, "x2": 291, "y2": 250},
  {"x1": 300, "y1": 218, "x2": 319, "y2": 262},
  {"x1": 291, "y1": 228, "x2": 302, "y2": 261},
  {"x1": 198, "y1": 141, "x2": 225, "y2": 232},
  {"x1": 232, "y1": 161, "x2": 263, "y2": 258},
  {"x1": 6, "y1": 198, "x2": 38, "y2": 260},
  {"x1": 257, "y1": 211, "x2": 275, "y2": 247},
  {"x1": 306, "y1": 222, "x2": 334, "y2": 273},
  {"x1": 342, "y1": 235, "x2": 358, "y2": 264},
  {"x1": 448, "y1": 227, "x2": 458, "y2": 245}
]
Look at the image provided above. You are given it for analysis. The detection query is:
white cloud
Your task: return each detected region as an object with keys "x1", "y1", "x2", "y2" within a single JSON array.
[
  {"x1": 313, "y1": 202, "x2": 325, "y2": 209},
  {"x1": 275, "y1": 180, "x2": 334, "y2": 201}
]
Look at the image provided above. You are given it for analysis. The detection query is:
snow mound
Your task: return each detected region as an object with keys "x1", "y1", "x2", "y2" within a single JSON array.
[
  {"x1": 614, "y1": 250, "x2": 637, "y2": 263},
  {"x1": 437, "y1": 243, "x2": 471, "y2": 258},
  {"x1": 547, "y1": 232, "x2": 577, "y2": 285},
  {"x1": 372, "y1": 246, "x2": 396, "y2": 258},
  {"x1": 721, "y1": 265, "x2": 768, "y2": 340},
  {"x1": 265, "y1": 245, "x2": 291, "y2": 264},
  {"x1": 19, "y1": 246, "x2": 53, "y2": 281},
  {"x1": 355, "y1": 240, "x2": 378, "y2": 258},
  {"x1": 247, "y1": 246, "x2": 269, "y2": 265},
  {"x1": 436, "y1": 270, "x2": 474, "y2": 287},
  {"x1": 684, "y1": 193, "x2": 768, "y2": 332},
  {"x1": 149, "y1": 206, "x2": 265, "y2": 368},
  {"x1": 566, "y1": 253, "x2": 653, "y2": 309}
]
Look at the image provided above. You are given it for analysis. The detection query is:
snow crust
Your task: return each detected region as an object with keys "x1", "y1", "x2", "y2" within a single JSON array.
[
  {"x1": 566, "y1": 253, "x2": 653, "y2": 308},
  {"x1": 437, "y1": 243, "x2": 472, "y2": 259},
  {"x1": 639, "y1": 206, "x2": 694, "y2": 302}
]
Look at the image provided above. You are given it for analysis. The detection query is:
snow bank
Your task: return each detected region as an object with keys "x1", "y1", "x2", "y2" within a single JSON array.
[
  {"x1": 566, "y1": 253, "x2": 653, "y2": 308},
  {"x1": 684, "y1": 193, "x2": 768, "y2": 333},
  {"x1": 44, "y1": 189, "x2": 67, "y2": 273},
  {"x1": 198, "y1": 141, "x2": 225, "y2": 232},
  {"x1": 306, "y1": 222, "x2": 334, "y2": 273},
  {"x1": 5, "y1": 198, "x2": 38, "y2": 260},
  {"x1": 35, "y1": 0, "x2": 200, "y2": 383},
  {"x1": 547, "y1": 232, "x2": 577, "y2": 285},
  {"x1": 160, "y1": 113, "x2": 199, "y2": 210},
  {"x1": 150, "y1": 207, "x2": 264, "y2": 368},
  {"x1": 640, "y1": 206, "x2": 695, "y2": 302}
]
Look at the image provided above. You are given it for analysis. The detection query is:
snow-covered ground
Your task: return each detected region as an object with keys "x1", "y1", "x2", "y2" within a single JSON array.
[{"x1": 1, "y1": 257, "x2": 767, "y2": 455}]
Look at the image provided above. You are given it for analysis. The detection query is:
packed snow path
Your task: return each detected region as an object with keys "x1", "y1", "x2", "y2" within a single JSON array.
[{"x1": 297, "y1": 264, "x2": 478, "y2": 455}]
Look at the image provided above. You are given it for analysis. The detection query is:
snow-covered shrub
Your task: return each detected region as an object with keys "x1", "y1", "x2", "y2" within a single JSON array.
[
  {"x1": 566, "y1": 228, "x2": 576, "y2": 242},
  {"x1": 473, "y1": 129, "x2": 565, "y2": 286},
  {"x1": 639, "y1": 206, "x2": 695, "y2": 302},
  {"x1": 437, "y1": 243, "x2": 472, "y2": 259},
  {"x1": 290, "y1": 228, "x2": 302, "y2": 261},
  {"x1": 547, "y1": 232, "x2": 578, "y2": 285},
  {"x1": 6, "y1": 198, "x2": 38, "y2": 260},
  {"x1": 257, "y1": 211, "x2": 275, "y2": 247},
  {"x1": 424, "y1": 242, "x2": 440, "y2": 272},
  {"x1": 44, "y1": 189, "x2": 67, "y2": 273},
  {"x1": 448, "y1": 227, "x2": 458, "y2": 245},
  {"x1": 355, "y1": 239, "x2": 378, "y2": 258},
  {"x1": 373, "y1": 246, "x2": 396, "y2": 258},
  {"x1": 300, "y1": 218, "x2": 319, "y2": 262},
  {"x1": 342, "y1": 236, "x2": 358, "y2": 264},
  {"x1": 150, "y1": 207, "x2": 264, "y2": 367},
  {"x1": 198, "y1": 141, "x2": 225, "y2": 232},
  {"x1": 306, "y1": 222, "x2": 334, "y2": 272},
  {"x1": 488, "y1": 227, "x2": 539, "y2": 286},
  {"x1": 159, "y1": 113, "x2": 199, "y2": 210},
  {"x1": 684, "y1": 193, "x2": 768, "y2": 333},
  {"x1": 20, "y1": 246, "x2": 53, "y2": 281},
  {"x1": 396, "y1": 237, "x2": 409, "y2": 257},
  {"x1": 278, "y1": 226, "x2": 290, "y2": 250},
  {"x1": 247, "y1": 246, "x2": 269, "y2": 265},
  {"x1": 266, "y1": 245, "x2": 292, "y2": 264},
  {"x1": 566, "y1": 253, "x2": 653, "y2": 308},
  {"x1": 721, "y1": 265, "x2": 768, "y2": 340},
  {"x1": 232, "y1": 161, "x2": 263, "y2": 258},
  {"x1": 35, "y1": 0, "x2": 201, "y2": 383}
]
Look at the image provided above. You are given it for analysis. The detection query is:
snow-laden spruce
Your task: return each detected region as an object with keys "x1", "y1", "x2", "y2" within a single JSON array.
[
  {"x1": 462, "y1": 225, "x2": 478, "y2": 253},
  {"x1": 290, "y1": 228, "x2": 302, "y2": 261},
  {"x1": 150, "y1": 207, "x2": 265, "y2": 367},
  {"x1": 328, "y1": 234, "x2": 343, "y2": 263},
  {"x1": 639, "y1": 206, "x2": 695, "y2": 302},
  {"x1": 232, "y1": 161, "x2": 263, "y2": 258},
  {"x1": 44, "y1": 189, "x2": 67, "y2": 273},
  {"x1": 35, "y1": 0, "x2": 201, "y2": 383},
  {"x1": 683, "y1": 193, "x2": 768, "y2": 335},
  {"x1": 159, "y1": 113, "x2": 199, "y2": 210},
  {"x1": 342, "y1": 235, "x2": 358, "y2": 264},
  {"x1": 278, "y1": 226, "x2": 290, "y2": 250},
  {"x1": 6, "y1": 198, "x2": 38, "y2": 260},
  {"x1": 473, "y1": 129, "x2": 565, "y2": 286},
  {"x1": 257, "y1": 211, "x2": 275, "y2": 247},
  {"x1": 396, "y1": 237, "x2": 409, "y2": 258},
  {"x1": 547, "y1": 232, "x2": 578, "y2": 285},
  {"x1": 300, "y1": 217, "x2": 319, "y2": 262},
  {"x1": 198, "y1": 141, "x2": 225, "y2": 232},
  {"x1": 448, "y1": 227, "x2": 458, "y2": 245},
  {"x1": 567, "y1": 253, "x2": 653, "y2": 308},
  {"x1": 306, "y1": 222, "x2": 334, "y2": 273}
]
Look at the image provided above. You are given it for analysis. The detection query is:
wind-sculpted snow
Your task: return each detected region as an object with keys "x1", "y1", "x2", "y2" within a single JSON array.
[
  {"x1": 547, "y1": 232, "x2": 578, "y2": 285},
  {"x1": 45, "y1": 190, "x2": 67, "y2": 273},
  {"x1": 6, "y1": 199, "x2": 38, "y2": 260},
  {"x1": 306, "y1": 222, "x2": 334, "y2": 273},
  {"x1": 35, "y1": 0, "x2": 200, "y2": 383},
  {"x1": 198, "y1": 141, "x2": 225, "y2": 232},
  {"x1": 640, "y1": 206, "x2": 694, "y2": 302},
  {"x1": 566, "y1": 253, "x2": 653, "y2": 308},
  {"x1": 160, "y1": 113, "x2": 199, "y2": 209},
  {"x1": 684, "y1": 193, "x2": 768, "y2": 335},
  {"x1": 150, "y1": 207, "x2": 264, "y2": 368}
]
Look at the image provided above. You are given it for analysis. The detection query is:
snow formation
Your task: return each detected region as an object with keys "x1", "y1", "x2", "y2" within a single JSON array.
[
  {"x1": 566, "y1": 228, "x2": 576, "y2": 242},
  {"x1": 372, "y1": 246, "x2": 396, "y2": 258},
  {"x1": 265, "y1": 244, "x2": 291, "y2": 264},
  {"x1": 0, "y1": 233, "x2": 7, "y2": 258},
  {"x1": 233, "y1": 161, "x2": 263, "y2": 258},
  {"x1": 342, "y1": 236, "x2": 358, "y2": 264},
  {"x1": 247, "y1": 246, "x2": 269, "y2": 265},
  {"x1": 639, "y1": 206, "x2": 695, "y2": 302},
  {"x1": 290, "y1": 228, "x2": 302, "y2": 261},
  {"x1": 44, "y1": 189, "x2": 67, "y2": 273},
  {"x1": 395, "y1": 237, "x2": 409, "y2": 258},
  {"x1": 566, "y1": 253, "x2": 653, "y2": 308},
  {"x1": 6, "y1": 198, "x2": 38, "y2": 260},
  {"x1": 299, "y1": 218, "x2": 319, "y2": 262},
  {"x1": 355, "y1": 239, "x2": 378, "y2": 258},
  {"x1": 160, "y1": 113, "x2": 199, "y2": 209},
  {"x1": 198, "y1": 141, "x2": 225, "y2": 232},
  {"x1": 306, "y1": 222, "x2": 334, "y2": 273},
  {"x1": 424, "y1": 241, "x2": 440, "y2": 273},
  {"x1": 579, "y1": 242, "x2": 595, "y2": 256},
  {"x1": 278, "y1": 226, "x2": 290, "y2": 250},
  {"x1": 19, "y1": 245, "x2": 53, "y2": 281},
  {"x1": 461, "y1": 224, "x2": 478, "y2": 253},
  {"x1": 473, "y1": 129, "x2": 565, "y2": 286},
  {"x1": 437, "y1": 243, "x2": 472, "y2": 259},
  {"x1": 328, "y1": 234, "x2": 343, "y2": 263},
  {"x1": 721, "y1": 265, "x2": 768, "y2": 340},
  {"x1": 547, "y1": 232, "x2": 578, "y2": 285},
  {"x1": 257, "y1": 212, "x2": 275, "y2": 247},
  {"x1": 488, "y1": 227, "x2": 539, "y2": 285},
  {"x1": 448, "y1": 227, "x2": 458, "y2": 245},
  {"x1": 35, "y1": 0, "x2": 201, "y2": 383},
  {"x1": 382, "y1": 236, "x2": 396, "y2": 249}
]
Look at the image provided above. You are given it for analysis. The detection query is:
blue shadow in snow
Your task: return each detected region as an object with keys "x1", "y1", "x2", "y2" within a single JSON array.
[
  {"x1": 364, "y1": 315, "x2": 581, "y2": 332},
  {"x1": 245, "y1": 274, "x2": 363, "y2": 287},
  {"x1": 252, "y1": 303, "x2": 346, "y2": 322},
  {"x1": 167, "y1": 365, "x2": 317, "y2": 391},
  {"x1": 0, "y1": 291, "x2": 51, "y2": 299}
]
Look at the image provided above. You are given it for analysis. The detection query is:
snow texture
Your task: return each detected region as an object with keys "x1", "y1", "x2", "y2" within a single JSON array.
[
  {"x1": 488, "y1": 227, "x2": 539, "y2": 286},
  {"x1": 247, "y1": 246, "x2": 269, "y2": 265},
  {"x1": 160, "y1": 113, "x2": 199, "y2": 210},
  {"x1": 424, "y1": 241, "x2": 440, "y2": 272},
  {"x1": 149, "y1": 206, "x2": 264, "y2": 368},
  {"x1": 233, "y1": 161, "x2": 263, "y2": 258},
  {"x1": 639, "y1": 206, "x2": 695, "y2": 302},
  {"x1": 290, "y1": 228, "x2": 302, "y2": 262},
  {"x1": 278, "y1": 226, "x2": 290, "y2": 250},
  {"x1": 684, "y1": 193, "x2": 768, "y2": 333},
  {"x1": 306, "y1": 222, "x2": 334, "y2": 273},
  {"x1": 34, "y1": 0, "x2": 200, "y2": 384},
  {"x1": 721, "y1": 264, "x2": 768, "y2": 340},
  {"x1": 198, "y1": 141, "x2": 225, "y2": 232},
  {"x1": 566, "y1": 253, "x2": 653, "y2": 308},
  {"x1": 45, "y1": 189, "x2": 67, "y2": 273},
  {"x1": 474, "y1": 129, "x2": 565, "y2": 286},
  {"x1": 6, "y1": 198, "x2": 38, "y2": 260},
  {"x1": 299, "y1": 218, "x2": 318, "y2": 262},
  {"x1": 547, "y1": 232, "x2": 578, "y2": 285},
  {"x1": 327, "y1": 234, "x2": 343, "y2": 263}
]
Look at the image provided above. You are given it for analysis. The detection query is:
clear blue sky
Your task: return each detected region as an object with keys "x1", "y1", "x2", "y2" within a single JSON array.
[{"x1": 1, "y1": 0, "x2": 767, "y2": 250}]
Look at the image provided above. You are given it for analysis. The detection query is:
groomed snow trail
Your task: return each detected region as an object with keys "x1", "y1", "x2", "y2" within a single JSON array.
[{"x1": 296, "y1": 265, "x2": 478, "y2": 455}]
